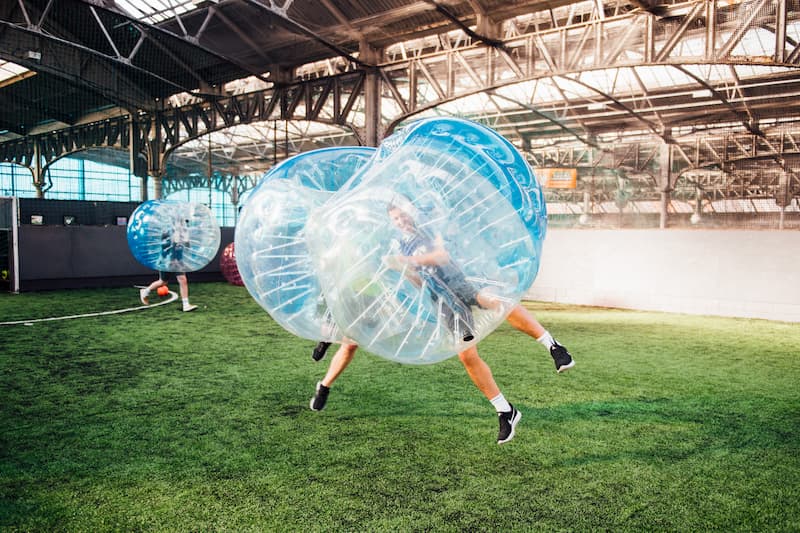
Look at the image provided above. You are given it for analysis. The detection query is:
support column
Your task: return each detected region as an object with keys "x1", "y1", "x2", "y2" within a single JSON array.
[
  {"x1": 658, "y1": 141, "x2": 673, "y2": 229},
  {"x1": 145, "y1": 109, "x2": 166, "y2": 200},
  {"x1": 32, "y1": 141, "x2": 44, "y2": 199},
  {"x1": 361, "y1": 41, "x2": 383, "y2": 147},
  {"x1": 148, "y1": 149, "x2": 166, "y2": 200},
  {"x1": 230, "y1": 168, "x2": 240, "y2": 207},
  {"x1": 580, "y1": 190, "x2": 591, "y2": 225},
  {"x1": 152, "y1": 172, "x2": 163, "y2": 200},
  {"x1": 364, "y1": 71, "x2": 380, "y2": 147},
  {"x1": 659, "y1": 191, "x2": 669, "y2": 229},
  {"x1": 129, "y1": 116, "x2": 147, "y2": 202},
  {"x1": 690, "y1": 185, "x2": 704, "y2": 225},
  {"x1": 140, "y1": 175, "x2": 149, "y2": 202},
  {"x1": 776, "y1": 171, "x2": 790, "y2": 230}
]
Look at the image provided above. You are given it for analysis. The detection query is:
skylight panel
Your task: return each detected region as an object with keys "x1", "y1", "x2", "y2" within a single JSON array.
[
  {"x1": 114, "y1": 0, "x2": 205, "y2": 24},
  {"x1": 0, "y1": 60, "x2": 34, "y2": 88},
  {"x1": 725, "y1": 27, "x2": 774, "y2": 57},
  {"x1": 634, "y1": 65, "x2": 693, "y2": 89}
]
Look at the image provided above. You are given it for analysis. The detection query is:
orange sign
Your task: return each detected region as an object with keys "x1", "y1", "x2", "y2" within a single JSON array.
[{"x1": 537, "y1": 168, "x2": 577, "y2": 189}]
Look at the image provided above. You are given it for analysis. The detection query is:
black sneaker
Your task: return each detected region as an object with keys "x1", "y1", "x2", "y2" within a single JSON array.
[
  {"x1": 497, "y1": 405, "x2": 522, "y2": 444},
  {"x1": 550, "y1": 342, "x2": 575, "y2": 373},
  {"x1": 309, "y1": 381, "x2": 330, "y2": 411},
  {"x1": 312, "y1": 341, "x2": 332, "y2": 362}
]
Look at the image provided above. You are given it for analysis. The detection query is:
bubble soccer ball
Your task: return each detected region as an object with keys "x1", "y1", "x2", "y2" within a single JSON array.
[
  {"x1": 220, "y1": 242, "x2": 244, "y2": 286},
  {"x1": 235, "y1": 146, "x2": 377, "y2": 342},
  {"x1": 127, "y1": 200, "x2": 221, "y2": 273},
  {"x1": 304, "y1": 117, "x2": 547, "y2": 364}
]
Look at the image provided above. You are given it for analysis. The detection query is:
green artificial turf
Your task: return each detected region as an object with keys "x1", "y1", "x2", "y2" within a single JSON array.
[{"x1": 1, "y1": 282, "x2": 798, "y2": 531}]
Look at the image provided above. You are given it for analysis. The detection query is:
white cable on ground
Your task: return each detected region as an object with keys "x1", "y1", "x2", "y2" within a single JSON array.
[{"x1": 0, "y1": 290, "x2": 179, "y2": 326}]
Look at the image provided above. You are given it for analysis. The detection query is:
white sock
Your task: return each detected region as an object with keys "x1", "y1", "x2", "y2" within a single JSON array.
[
  {"x1": 182, "y1": 298, "x2": 190, "y2": 307},
  {"x1": 536, "y1": 330, "x2": 555, "y2": 349},
  {"x1": 142, "y1": 288, "x2": 150, "y2": 296},
  {"x1": 490, "y1": 393, "x2": 511, "y2": 413}
]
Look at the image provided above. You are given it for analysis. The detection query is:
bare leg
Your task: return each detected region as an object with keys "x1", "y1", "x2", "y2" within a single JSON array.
[
  {"x1": 476, "y1": 290, "x2": 545, "y2": 340},
  {"x1": 310, "y1": 343, "x2": 358, "y2": 411},
  {"x1": 459, "y1": 345, "x2": 521, "y2": 444},
  {"x1": 503, "y1": 301, "x2": 575, "y2": 373},
  {"x1": 141, "y1": 276, "x2": 166, "y2": 305},
  {"x1": 321, "y1": 343, "x2": 359, "y2": 387},
  {"x1": 458, "y1": 346, "x2": 500, "y2": 400},
  {"x1": 505, "y1": 304, "x2": 546, "y2": 339},
  {"x1": 146, "y1": 278, "x2": 166, "y2": 292},
  {"x1": 175, "y1": 273, "x2": 197, "y2": 311},
  {"x1": 176, "y1": 273, "x2": 189, "y2": 299}
]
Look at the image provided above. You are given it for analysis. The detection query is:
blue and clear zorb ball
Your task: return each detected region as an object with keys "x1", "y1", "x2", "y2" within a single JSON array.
[
  {"x1": 235, "y1": 146, "x2": 376, "y2": 342},
  {"x1": 127, "y1": 200, "x2": 221, "y2": 272},
  {"x1": 305, "y1": 117, "x2": 547, "y2": 364}
]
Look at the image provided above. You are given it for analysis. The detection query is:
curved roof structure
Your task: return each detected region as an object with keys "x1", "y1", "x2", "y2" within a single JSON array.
[{"x1": 1, "y1": 0, "x2": 800, "y2": 211}]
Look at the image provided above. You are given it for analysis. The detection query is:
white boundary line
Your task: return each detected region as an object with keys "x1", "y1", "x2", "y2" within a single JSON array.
[{"x1": 0, "y1": 290, "x2": 180, "y2": 326}]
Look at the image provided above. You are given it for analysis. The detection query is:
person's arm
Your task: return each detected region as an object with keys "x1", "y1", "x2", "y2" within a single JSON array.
[
  {"x1": 384, "y1": 234, "x2": 446, "y2": 287},
  {"x1": 384, "y1": 254, "x2": 423, "y2": 285},
  {"x1": 393, "y1": 235, "x2": 449, "y2": 267}
]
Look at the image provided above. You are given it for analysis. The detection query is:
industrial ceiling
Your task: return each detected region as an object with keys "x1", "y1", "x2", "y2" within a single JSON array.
[{"x1": 1, "y1": 0, "x2": 800, "y2": 210}]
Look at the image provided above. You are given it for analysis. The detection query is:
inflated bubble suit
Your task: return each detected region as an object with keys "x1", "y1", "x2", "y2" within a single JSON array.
[
  {"x1": 304, "y1": 117, "x2": 547, "y2": 364},
  {"x1": 220, "y1": 242, "x2": 244, "y2": 286},
  {"x1": 235, "y1": 146, "x2": 377, "y2": 342},
  {"x1": 127, "y1": 200, "x2": 221, "y2": 272}
]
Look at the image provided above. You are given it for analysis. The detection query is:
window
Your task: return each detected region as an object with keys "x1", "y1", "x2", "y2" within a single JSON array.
[{"x1": 0, "y1": 163, "x2": 38, "y2": 197}]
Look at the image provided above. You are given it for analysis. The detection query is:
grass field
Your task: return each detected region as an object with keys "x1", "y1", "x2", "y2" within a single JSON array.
[{"x1": 1, "y1": 282, "x2": 799, "y2": 531}]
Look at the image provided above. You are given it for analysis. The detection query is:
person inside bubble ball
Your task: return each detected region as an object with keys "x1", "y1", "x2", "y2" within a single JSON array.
[
  {"x1": 384, "y1": 198, "x2": 493, "y2": 343},
  {"x1": 381, "y1": 198, "x2": 572, "y2": 367},
  {"x1": 308, "y1": 199, "x2": 575, "y2": 445},
  {"x1": 139, "y1": 217, "x2": 198, "y2": 312}
]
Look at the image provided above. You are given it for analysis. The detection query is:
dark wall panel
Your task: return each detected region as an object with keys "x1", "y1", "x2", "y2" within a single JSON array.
[
  {"x1": 18, "y1": 226, "x2": 234, "y2": 291},
  {"x1": 19, "y1": 199, "x2": 140, "y2": 227}
]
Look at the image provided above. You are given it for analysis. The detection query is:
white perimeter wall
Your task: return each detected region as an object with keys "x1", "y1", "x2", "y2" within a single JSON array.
[{"x1": 526, "y1": 229, "x2": 800, "y2": 323}]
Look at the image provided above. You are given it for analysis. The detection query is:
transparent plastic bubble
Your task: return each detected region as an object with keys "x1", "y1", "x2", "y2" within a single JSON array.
[
  {"x1": 235, "y1": 146, "x2": 376, "y2": 341},
  {"x1": 305, "y1": 117, "x2": 546, "y2": 364},
  {"x1": 127, "y1": 200, "x2": 221, "y2": 272}
]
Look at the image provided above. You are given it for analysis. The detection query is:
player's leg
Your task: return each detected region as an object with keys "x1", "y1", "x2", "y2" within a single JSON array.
[
  {"x1": 478, "y1": 292, "x2": 575, "y2": 373},
  {"x1": 458, "y1": 346, "x2": 521, "y2": 444},
  {"x1": 311, "y1": 341, "x2": 332, "y2": 362},
  {"x1": 507, "y1": 304, "x2": 575, "y2": 372},
  {"x1": 176, "y1": 273, "x2": 197, "y2": 312},
  {"x1": 310, "y1": 343, "x2": 359, "y2": 411},
  {"x1": 140, "y1": 273, "x2": 167, "y2": 305}
]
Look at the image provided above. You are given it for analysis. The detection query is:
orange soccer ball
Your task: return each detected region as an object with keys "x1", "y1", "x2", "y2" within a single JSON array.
[{"x1": 157, "y1": 285, "x2": 170, "y2": 297}]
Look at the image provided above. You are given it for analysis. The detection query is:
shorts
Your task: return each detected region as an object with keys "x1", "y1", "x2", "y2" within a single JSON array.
[
  {"x1": 439, "y1": 301, "x2": 476, "y2": 342},
  {"x1": 158, "y1": 271, "x2": 186, "y2": 281},
  {"x1": 424, "y1": 272, "x2": 479, "y2": 342},
  {"x1": 171, "y1": 244, "x2": 184, "y2": 262},
  {"x1": 444, "y1": 276, "x2": 480, "y2": 307}
]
